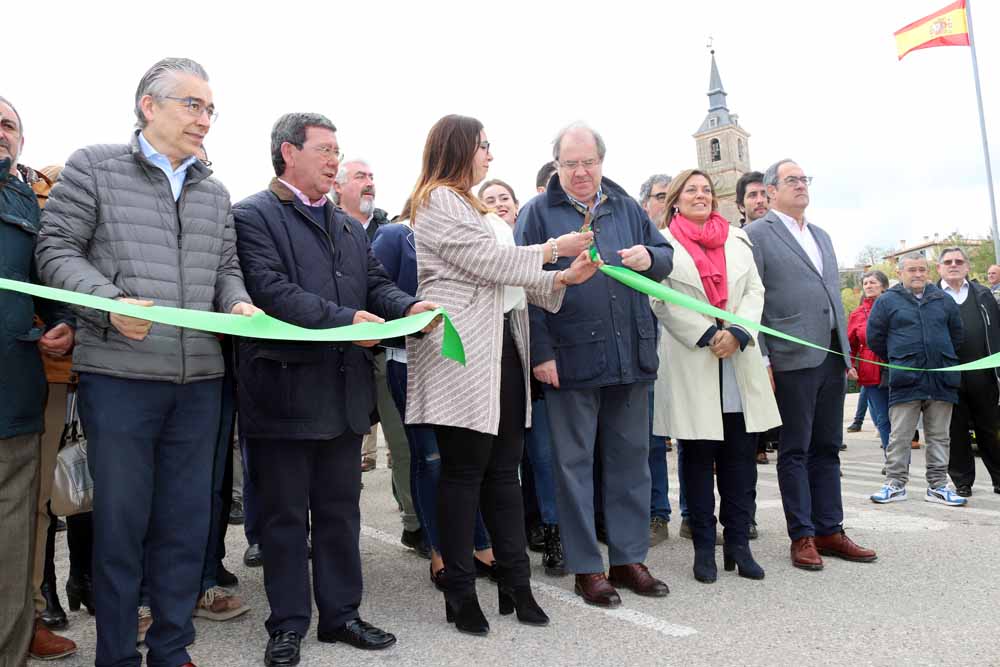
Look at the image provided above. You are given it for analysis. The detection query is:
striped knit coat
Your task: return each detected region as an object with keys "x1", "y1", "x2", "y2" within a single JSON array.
[{"x1": 406, "y1": 187, "x2": 563, "y2": 436}]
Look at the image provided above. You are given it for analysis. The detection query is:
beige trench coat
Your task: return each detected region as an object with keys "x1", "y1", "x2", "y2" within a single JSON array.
[
  {"x1": 406, "y1": 187, "x2": 563, "y2": 436},
  {"x1": 651, "y1": 225, "x2": 781, "y2": 441}
]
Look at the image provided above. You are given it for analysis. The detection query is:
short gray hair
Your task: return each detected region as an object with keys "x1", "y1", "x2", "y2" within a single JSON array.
[
  {"x1": 764, "y1": 159, "x2": 796, "y2": 187},
  {"x1": 552, "y1": 122, "x2": 607, "y2": 161},
  {"x1": 270, "y1": 112, "x2": 337, "y2": 177},
  {"x1": 897, "y1": 251, "x2": 927, "y2": 271},
  {"x1": 861, "y1": 270, "x2": 890, "y2": 290},
  {"x1": 331, "y1": 158, "x2": 369, "y2": 204},
  {"x1": 639, "y1": 174, "x2": 672, "y2": 202},
  {"x1": 134, "y1": 58, "x2": 210, "y2": 129},
  {"x1": 938, "y1": 246, "x2": 969, "y2": 263},
  {"x1": 0, "y1": 95, "x2": 23, "y2": 136}
]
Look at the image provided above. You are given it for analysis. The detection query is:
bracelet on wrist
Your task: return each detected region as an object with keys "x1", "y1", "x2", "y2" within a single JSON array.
[{"x1": 547, "y1": 238, "x2": 559, "y2": 264}]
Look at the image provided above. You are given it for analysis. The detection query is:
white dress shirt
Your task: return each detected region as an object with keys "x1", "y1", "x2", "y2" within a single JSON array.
[
  {"x1": 773, "y1": 209, "x2": 823, "y2": 274},
  {"x1": 941, "y1": 279, "x2": 969, "y2": 305}
]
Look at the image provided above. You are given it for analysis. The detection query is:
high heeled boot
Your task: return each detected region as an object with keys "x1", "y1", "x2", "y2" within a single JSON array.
[
  {"x1": 497, "y1": 583, "x2": 549, "y2": 626},
  {"x1": 723, "y1": 543, "x2": 765, "y2": 580},
  {"x1": 39, "y1": 578, "x2": 68, "y2": 630},
  {"x1": 65, "y1": 572, "x2": 95, "y2": 615},
  {"x1": 444, "y1": 593, "x2": 489, "y2": 636},
  {"x1": 693, "y1": 548, "x2": 718, "y2": 583}
]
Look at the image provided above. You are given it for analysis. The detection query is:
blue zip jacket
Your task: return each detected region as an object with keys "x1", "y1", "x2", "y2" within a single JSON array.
[
  {"x1": 866, "y1": 282, "x2": 963, "y2": 407},
  {"x1": 371, "y1": 222, "x2": 416, "y2": 350},
  {"x1": 515, "y1": 176, "x2": 673, "y2": 389}
]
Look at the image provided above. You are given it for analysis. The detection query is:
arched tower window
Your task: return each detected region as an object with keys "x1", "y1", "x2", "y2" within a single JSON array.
[{"x1": 710, "y1": 138, "x2": 721, "y2": 162}]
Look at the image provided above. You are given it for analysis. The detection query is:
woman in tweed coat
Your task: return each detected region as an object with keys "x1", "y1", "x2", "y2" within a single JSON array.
[{"x1": 405, "y1": 115, "x2": 597, "y2": 635}]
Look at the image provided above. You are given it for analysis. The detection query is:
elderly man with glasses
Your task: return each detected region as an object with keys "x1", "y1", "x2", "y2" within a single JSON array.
[
  {"x1": 936, "y1": 247, "x2": 1000, "y2": 497},
  {"x1": 36, "y1": 58, "x2": 259, "y2": 667},
  {"x1": 516, "y1": 124, "x2": 674, "y2": 608},
  {"x1": 745, "y1": 159, "x2": 878, "y2": 571}
]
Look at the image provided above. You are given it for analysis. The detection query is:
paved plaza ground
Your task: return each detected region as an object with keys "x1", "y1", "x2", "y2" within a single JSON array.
[{"x1": 35, "y1": 394, "x2": 1000, "y2": 666}]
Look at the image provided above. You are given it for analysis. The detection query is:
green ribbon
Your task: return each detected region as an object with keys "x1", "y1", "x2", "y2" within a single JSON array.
[
  {"x1": 595, "y1": 261, "x2": 999, "y2": 373},
  {"x1": 0, "y1": 278, "x2": 466, "y2": 365}
]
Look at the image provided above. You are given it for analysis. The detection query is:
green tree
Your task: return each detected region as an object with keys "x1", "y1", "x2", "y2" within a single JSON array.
[{"x1": 841, "y1": 287, "x2": 860, "y2": 314}]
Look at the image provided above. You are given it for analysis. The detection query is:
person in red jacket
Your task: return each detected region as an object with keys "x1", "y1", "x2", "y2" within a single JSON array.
[{"x1": 847, "y1": 271, "x2": 891, "y2": 452}]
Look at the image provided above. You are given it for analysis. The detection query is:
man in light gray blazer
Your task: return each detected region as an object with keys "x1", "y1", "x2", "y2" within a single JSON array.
[{"x1": 745, "y1": 159, "x2": 877, "y2": 571}]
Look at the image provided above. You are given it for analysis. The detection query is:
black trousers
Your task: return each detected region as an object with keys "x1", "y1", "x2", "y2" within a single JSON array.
[
  {"x1": 949, "y1": 371, "x2": 1000, "y2": 488},
  {"x1": 434, "y1": 320, "x2": 529, "y2": 595},
  {"x1": 247, "y1": 431, "x2": 363, "y2": 636},
  {"x1": 679, "y1": 413, "x2": 757, "y2": 550}
]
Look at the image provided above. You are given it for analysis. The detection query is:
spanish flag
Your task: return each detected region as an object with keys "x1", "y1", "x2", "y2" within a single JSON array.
[{"x1": 895, "y1": 0, "x2": 970, "y2": 60}]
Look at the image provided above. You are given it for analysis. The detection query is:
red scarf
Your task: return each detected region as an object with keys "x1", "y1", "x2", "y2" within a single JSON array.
[{"x1": 670, "y1": 211, "x2": 729, "y2": 309}]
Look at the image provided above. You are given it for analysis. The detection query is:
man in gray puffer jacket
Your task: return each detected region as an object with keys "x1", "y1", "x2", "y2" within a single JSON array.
[{"x1": 36, "y1": 57, "x2": 259, "y2": 667}]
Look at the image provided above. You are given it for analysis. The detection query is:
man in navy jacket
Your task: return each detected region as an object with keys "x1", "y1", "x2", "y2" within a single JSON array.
[
  {"x1": 517, "y1": 123, "x2": 673, "y2": 608},
  {"x1": 234, "y1": 112, "x2": 437, "y2": 667},
  {"x1": 867, "y1": 253, "x2": 964, "y2": 507}
]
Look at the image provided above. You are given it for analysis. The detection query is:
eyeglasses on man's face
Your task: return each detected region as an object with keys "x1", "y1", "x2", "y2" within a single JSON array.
[
  {"x1": 308, "y1": 144, "x2": 343, "y2": 162},
  {"x1": 940, "y1": 258, "x2": 966, "y2": 266},
  {"x1": 648, "y1": 192, "x2": 668, "y2": 203},
  {"x1": 559, "y1": 158, "x2": 601, "y2": 170},
  {"x1": 781, "y1": 175, "x2": 813, "y2": 187},
  {"x1": 161, "y1": 95, "x2": 218, "y2": 123}
]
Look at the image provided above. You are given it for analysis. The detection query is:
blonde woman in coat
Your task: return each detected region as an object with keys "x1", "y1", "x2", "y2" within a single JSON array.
[
  {"x1": 404, "y1": 115, "x2": 597, "y2": 635},
  {"x1": 651, "y1": 169, "x2": 780, "y2": 585}
]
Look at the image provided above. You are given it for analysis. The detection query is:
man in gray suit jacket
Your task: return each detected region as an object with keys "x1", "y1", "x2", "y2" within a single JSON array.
[{"x1": 745, "y1": 159, "x2": 877, "y2": 570}]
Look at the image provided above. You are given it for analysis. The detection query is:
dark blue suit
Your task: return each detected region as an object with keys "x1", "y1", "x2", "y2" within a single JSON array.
[{"x1": 233, "y1": 179, "x2": 415, "y2": 636}]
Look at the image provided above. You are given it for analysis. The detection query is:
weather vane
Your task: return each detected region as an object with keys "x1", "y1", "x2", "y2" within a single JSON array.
[{"x1": 707, "y1": 35, "x2": 714, "y2": 54}]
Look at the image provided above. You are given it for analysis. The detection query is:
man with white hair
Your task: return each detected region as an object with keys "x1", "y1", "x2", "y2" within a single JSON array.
[{"x1": 37, "y1": 57, "x2": 259, "y2": 667}]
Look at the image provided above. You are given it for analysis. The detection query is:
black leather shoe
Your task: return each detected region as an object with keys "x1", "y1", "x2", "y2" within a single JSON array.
[
  {"x1": 444, "y1": 595, "x2": 490, "y2": 635},
  {"x1": 401, "y1": 528, "x2": 431, "y2": 559},
  {"x1": 994, "y1": 484, "x2": 1000, "y2": 495},
  {"x1": 474, "y1": 556, "x2": 499, "y2": 582},
  {"x1": 748, "y1": 522, "x2": 759, "y2": 541},
  {"x1": 216, "y1": 564, "x2": 238, "y2": 588},
  {"x1": 527, "y1": 524, "x2": 545, "y2": 553},
  {"x1": 956, "y1": 485, "x2": 973, "y2": 498},
  {"x1": 228, "y1": 499, "x2": 245, "y2": 525},
  {"x1": 265, "y1": 630, "x2": 301, "y2": 666},
  {"x1": 243, "y1": 543, "x2": 263, "y2": 568},
  {"x1": 318, "y1": 619, "x2": 396, "y2": 650},
  {"x1": 40, "y1": 580, "x2": 68, "y2": 630}
]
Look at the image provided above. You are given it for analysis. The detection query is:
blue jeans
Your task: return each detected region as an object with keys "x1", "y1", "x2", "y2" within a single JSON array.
[
  {"x1": 852, "y1": 385, "x2": 869, "y2": 424},
  {"x1": 648, "y1": 386, "x2": 671, "y2": 520},
  {"x1": 385, "y1": 360, "x2": 489, "y2": 552},
  {"x1": 865, "y1": 385, "x2": 891, "y2": 450},
  {"x1": 524, "y1": 399, "x2": 560, "y2": 525},
  {"x1": 79, "y1": 374, "x2": 221, "y2": 667}
]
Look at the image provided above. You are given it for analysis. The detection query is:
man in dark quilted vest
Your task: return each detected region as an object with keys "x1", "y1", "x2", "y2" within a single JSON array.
[{"x1": 36, "y1": 59, "x2": 259, "y2": 667}]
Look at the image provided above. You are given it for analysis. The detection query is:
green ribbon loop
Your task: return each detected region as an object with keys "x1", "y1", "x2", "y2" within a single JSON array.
[
  {"x1": 0, "y1": 278, "x2": 466, "y2": 365},
  {"x1": 597, "y1": 264, "x2": 998, "y2": 373}
]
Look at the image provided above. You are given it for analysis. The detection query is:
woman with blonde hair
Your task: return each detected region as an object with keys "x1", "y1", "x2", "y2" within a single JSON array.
[
  {"x1": 651, "y1": 169, "x2": 780, "y2": 584},
  {"x1": 405, "y1": 115, "x2": 597, "y2": 635}
]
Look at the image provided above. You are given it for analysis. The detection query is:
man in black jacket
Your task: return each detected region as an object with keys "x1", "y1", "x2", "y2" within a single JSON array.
[
  {"x1": 234, "y1": 112, "x2": 438, "y2": 667},
  {"x1": 937, "y1": 247, "x2": 1000, "y2": 496}
]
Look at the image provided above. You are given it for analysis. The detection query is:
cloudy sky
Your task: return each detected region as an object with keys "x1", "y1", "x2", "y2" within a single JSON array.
[{"x1": 7, "y1": 0, "x2": 998, "y2": 266}]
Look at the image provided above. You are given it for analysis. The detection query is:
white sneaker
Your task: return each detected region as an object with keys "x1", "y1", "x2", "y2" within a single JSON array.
[
  {"x1": 871, "y1": 483, "x2": 907, "y2": 504},
  {"x1": 925, "y1": 486, "x2": 967, "y2": 507}
]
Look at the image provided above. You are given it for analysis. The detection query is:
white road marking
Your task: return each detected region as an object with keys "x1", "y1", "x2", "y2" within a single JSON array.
[{"x1": 359, "y1": 525, "x2": 699, "y2": 638}]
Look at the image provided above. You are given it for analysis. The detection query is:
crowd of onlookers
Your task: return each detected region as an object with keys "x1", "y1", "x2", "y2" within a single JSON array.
[{"x1": 3, "y1": 56, "x2": 998, "y2": 667}]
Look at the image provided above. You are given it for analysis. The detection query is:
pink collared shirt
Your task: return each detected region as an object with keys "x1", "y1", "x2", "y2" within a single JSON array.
[{"x1": 278, "y1": 179, "x2": 328, "y2": 207}]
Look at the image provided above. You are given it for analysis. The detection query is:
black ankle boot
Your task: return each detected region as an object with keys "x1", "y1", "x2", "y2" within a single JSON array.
[
  {"x1": 497, "y1": 583, "x2": 549, "y2": 626},
  {"x1": 723, "y1": 544, "x2": 765, "y2": 580},
  {"x1": 693, "y1": 548, "x2": 717, "y2": 583},
  {"x1": 444, "y1": 594, "x2": 489, "y2": 636},
  {"x1": 541, "y1": 524, "x2": 566, "y2": 577},
  {"x1": 40, "y1": 579, "x2": 68, "y2": 629},
  {"x1": 65, "y1": 573, "x2": 95, "y2": 615}
]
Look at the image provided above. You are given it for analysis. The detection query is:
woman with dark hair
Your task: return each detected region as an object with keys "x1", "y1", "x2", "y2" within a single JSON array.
[
  {"x1": 478, "y1": 179, "x2": 518, "y2": 228},
  {"x1": 652, "y1": 169, "x2": 781, "y2": 584},
  {"x1": 848, "y1": 270, "x2": 891, "y2": 452},
  {"x1": 405, "y1": 115, "x2": 598, "y2": 635}
]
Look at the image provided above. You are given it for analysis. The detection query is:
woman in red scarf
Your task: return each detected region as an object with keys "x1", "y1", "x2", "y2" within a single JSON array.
[{"x1": 650, "y1": 170, "x2": 780, "y2": 584}]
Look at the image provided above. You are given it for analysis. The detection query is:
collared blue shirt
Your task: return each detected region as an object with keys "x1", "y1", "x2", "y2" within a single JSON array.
[
  {"x1": 566, "y1": 186, "x2": 603, "y2": 213},
  {"x1": 138, "y1": 132, "x2": 198, "y2": 201}
]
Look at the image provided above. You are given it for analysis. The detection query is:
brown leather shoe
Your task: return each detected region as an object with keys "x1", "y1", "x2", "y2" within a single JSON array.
[
  {"x1": 814, "y1": 531, "x2": 877, "y2": 562},
  {"x1": 608, "y1": 563, "x2": 669, "y2": 597},
  {"x1": 29, "y1": 618, "x2": 77, "y2": 660},
  {"x1": 790, "y1": 536, "x2": 824, "y2": 570},
  {"x1": 574, "y1": 573, "x2": 622, "y2": 608}
]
